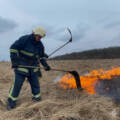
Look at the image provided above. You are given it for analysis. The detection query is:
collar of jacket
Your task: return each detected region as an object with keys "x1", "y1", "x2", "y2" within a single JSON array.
[{"x1": 30, "y1": 34, "x2": 41, "y2": 45}]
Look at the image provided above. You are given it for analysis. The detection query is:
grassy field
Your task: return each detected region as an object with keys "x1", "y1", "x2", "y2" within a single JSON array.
[{"x1": 0, "y1": 59, "x2": 120, "y2": 120}]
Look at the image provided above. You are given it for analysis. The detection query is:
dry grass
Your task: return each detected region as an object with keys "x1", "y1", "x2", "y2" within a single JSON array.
[{"x1": 0, "y1": 59, "x2": 120, "y2": 120}]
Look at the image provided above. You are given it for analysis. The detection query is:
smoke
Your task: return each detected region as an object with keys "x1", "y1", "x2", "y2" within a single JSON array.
[{"x1": 53, "y1": 74, "x2": 65, "y2": 83}]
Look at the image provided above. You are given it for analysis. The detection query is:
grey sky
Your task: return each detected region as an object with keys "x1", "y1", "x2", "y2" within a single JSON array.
[
  {"x1": 0, "y1": 0, "x2": 120, "y2": 60},
  {"x1": 0, "y1": 17, "x2": 17, "y2": 33}
]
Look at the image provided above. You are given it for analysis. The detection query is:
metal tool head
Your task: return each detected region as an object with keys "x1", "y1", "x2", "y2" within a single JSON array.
[
  {"x1": 67, "y1": 28, "x2": 72, "y2": 42},
  {"x1": 69, "y1": 71, "x2": 83, "y2": 91}
]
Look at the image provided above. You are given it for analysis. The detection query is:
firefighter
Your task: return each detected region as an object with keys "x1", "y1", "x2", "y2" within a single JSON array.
[{"x1": 7, "y1": 27, "x2": 51, "y2": 110}]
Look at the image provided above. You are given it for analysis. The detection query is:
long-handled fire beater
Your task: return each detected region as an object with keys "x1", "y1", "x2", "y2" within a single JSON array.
[{"x1": 18, "y1": 28, "x2": 82, "y2": 91}]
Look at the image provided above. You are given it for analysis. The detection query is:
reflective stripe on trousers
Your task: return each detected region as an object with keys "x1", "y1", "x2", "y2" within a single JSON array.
[
  {"x1": 8, "y1": 73, "x2": 25, "y2": 101},
  {"x1": 8, "y1": 71, "x2": 40, "y2": 101}
]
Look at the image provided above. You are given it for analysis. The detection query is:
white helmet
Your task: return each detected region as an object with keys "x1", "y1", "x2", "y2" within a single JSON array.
[{"x1": 33, "y1": 26, "x2": 46, "y2": 37}]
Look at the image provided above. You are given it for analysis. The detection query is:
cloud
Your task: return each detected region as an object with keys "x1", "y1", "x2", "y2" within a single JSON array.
[
  {"x1": 104, "y1": 21, "x2": 120, "y2": 29},
  {"x1": 58, "y1": 24, "x2": 90, "y2": 42},
  {"x1": 43, "y1": 23, "x2": 90, "y2": 43},
  {"x1": 71, "y1": 24, "x2": 90, "y2": 42},
  {"x1": 0, "y1": 16, "x2": 17, "y2": 33}
]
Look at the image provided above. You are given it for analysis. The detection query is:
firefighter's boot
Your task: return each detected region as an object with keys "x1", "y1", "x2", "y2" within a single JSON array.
[
  {"x1": 7, "y1": 98, "x2": 16, "y2": 110},
  {"x1": 32, "y1": 96, "x2": 42, "y2": 102}
]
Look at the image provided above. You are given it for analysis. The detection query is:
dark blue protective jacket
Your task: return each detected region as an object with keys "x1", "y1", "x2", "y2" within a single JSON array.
[{"x1": 10, "y1": 34, "x2": 48, "y2": 76}]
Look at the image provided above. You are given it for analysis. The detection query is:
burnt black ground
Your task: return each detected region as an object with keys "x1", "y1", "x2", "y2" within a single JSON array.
[{"x1": 95, "y1": 76, "x2": 120, "y2": 103}]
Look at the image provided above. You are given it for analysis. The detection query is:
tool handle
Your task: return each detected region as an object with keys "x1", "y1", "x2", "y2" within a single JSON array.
[
  {"x1": 18, "y1": 65, "x2": 70, "y2": 73},
  {"x1": 48, "y1": 41, "x2": 70, "y2": 57},
  {"x1": 48, "y1": 28, "x2": 72, "y2": 58}
]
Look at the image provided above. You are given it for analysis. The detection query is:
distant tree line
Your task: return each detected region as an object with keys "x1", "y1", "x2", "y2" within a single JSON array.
[{"x1": 51, "y1": 46, "x2": 120, "y2": 60}]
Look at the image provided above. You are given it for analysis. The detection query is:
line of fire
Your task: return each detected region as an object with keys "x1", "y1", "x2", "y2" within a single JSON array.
[{"x1": 58, "y1": 67, "x2": 120, "y2": 101}]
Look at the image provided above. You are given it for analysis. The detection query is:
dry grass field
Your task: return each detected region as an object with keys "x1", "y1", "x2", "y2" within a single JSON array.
[{"x1": 0, "y1": 59, "x2": 120, "y2": 120}]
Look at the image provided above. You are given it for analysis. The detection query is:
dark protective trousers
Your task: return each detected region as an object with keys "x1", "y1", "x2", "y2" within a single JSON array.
[{"x1": 8, "y1": 71, "x2": 40, "y2": 101}]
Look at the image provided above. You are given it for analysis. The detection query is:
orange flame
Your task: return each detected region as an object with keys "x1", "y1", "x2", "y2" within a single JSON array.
[{"x1": 58, "y1": 66, "x2": 120, "y2": 94}]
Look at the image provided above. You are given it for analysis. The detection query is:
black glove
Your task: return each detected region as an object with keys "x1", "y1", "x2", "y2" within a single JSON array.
[
  {"x1": 44, "y1": 53, "x2": 49, "y2": 58},
  {"x1": 44, "y1": 65, "x2": 51, "y2": 71},
  {"x1": 11, "y1": 57, "x2": 19, "y2": 68},
  {"x1": 11, "y1": 62, "x2": 18, "y2": 68}
]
